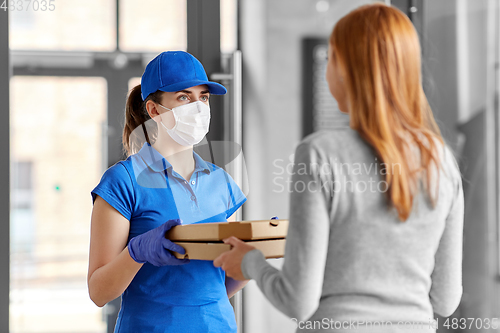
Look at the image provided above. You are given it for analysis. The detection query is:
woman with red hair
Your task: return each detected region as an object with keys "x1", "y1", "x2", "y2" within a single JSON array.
[{"x1": 215, "y1": 3, "x2": 464, "y2": 332}]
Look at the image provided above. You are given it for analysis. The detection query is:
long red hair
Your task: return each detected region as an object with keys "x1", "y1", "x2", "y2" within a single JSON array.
[{"x1": 330, "y1": 3, "x2": 444, "y2": 221}]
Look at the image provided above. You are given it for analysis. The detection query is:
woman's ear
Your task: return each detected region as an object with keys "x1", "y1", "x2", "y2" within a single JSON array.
[{"x1": 145, "y1": 100, "x2": 160, "y2": 122}]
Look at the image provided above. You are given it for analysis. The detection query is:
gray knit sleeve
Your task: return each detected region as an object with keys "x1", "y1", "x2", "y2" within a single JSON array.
[
  {"x1": 241, "y1": 142, "x2": 331, "y2": 320},
  {"x1": 429, "y1": 149, "x2": 464, "y2": 317}
]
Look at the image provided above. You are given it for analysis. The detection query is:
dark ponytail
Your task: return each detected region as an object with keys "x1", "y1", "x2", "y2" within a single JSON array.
[{"x1": 123, "y1": 84, "x2": 163, "y2": 156}]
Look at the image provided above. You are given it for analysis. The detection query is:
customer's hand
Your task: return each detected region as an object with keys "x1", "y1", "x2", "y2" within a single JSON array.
[
  {"x1": 128, "y1": 219, "x2": 190, "y2": 266},
  {"x1": 214, "y1": 236, "x2": 255, "y2": 280}
]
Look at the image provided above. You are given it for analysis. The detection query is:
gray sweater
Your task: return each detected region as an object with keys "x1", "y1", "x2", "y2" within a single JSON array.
[{"x1": 242, "y1": 126, "x2": 464, "y2": 333}]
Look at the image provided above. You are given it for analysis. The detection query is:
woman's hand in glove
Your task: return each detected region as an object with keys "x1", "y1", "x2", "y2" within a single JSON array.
[{"x1": 127, "y1": 219, "x2": 189, "y2": 266}]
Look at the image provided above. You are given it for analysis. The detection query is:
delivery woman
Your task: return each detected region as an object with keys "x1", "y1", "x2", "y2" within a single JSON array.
[
  {"x1": 87, "y1": 51, "x2": 247, "y2": 332},
  {"x1": 215, "y1": 4, "x2": 464, "y2": 333}
]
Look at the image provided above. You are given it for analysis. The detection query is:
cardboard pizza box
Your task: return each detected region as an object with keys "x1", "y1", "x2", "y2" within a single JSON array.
[
  {"x1": 166, "y1": 219, "x2": 289, "y2": 241},
  {"x1": 172, "y1": 239, "x2": 286, "y2": 260}
]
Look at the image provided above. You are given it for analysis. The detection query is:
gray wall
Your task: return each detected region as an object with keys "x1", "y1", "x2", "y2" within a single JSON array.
[
  {"x1": 422, "y1": 0, "x2": 460, "y2": 150},
  {"x1": 423, "y1": 0, "x2": 488, "y2": 149},
  {"x1": 425, "y1": 0, "x2": 500, "y2": 325}
]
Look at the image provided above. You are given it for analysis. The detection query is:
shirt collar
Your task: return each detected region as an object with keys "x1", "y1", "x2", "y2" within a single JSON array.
[
  {"x1": 137, "y1": 142, "x2": 211, "y2": 174},
  {"x1": 192, "y1": 149, "x2": 212, "y2": 174}
]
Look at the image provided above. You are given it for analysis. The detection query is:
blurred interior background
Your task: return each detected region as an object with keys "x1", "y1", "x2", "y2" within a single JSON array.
[{"x1": 2, "y1": 0, "x2": 500, "y2": 332}]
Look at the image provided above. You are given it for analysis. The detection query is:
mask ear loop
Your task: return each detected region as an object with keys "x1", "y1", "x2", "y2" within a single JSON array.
[
  {"x1": 158, "y1": 103, "x2": 177, "y2": 131},
  {"x1": 141, "y1": 123, "x2": 151, "y2": 146}
]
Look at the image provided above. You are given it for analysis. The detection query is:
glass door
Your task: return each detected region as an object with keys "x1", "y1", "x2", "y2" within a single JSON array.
[{"x1": 8, "y1": 0, "x2": 238, "y2": 332}]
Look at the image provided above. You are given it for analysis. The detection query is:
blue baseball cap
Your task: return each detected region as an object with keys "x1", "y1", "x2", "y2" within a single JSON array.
[{"x1": 140, "y1": 51, "x2": 227, "y2": 100}]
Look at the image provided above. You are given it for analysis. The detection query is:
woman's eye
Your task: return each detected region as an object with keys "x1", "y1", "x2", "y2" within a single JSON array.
[
  {"x1": 179, "y1": 95, "x2": 189, "y2": 101},
  {"x1": 200, "y1": 95, "x2": 209, "y2": 102}
]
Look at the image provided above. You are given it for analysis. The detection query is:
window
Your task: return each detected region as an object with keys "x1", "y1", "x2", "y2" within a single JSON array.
[
  {"x1": 221, "y1": 0, "x2": 237, "y2": 53},
  {"x1": 9, "y1": 0, "x2": 116, "y2": 51},
  {"x1": 119, "y1": 0, "x2": 187, "y2": 52},
  {"x1": 10, "y1": 76, "x2": 107, "y2": 333}
]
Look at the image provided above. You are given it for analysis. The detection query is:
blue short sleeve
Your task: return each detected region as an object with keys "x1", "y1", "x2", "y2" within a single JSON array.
[
  {"x1": 224, "y1": 171, "x2": 247, "y2": 219},
  {"x1": 91, "y1": 162, "x2": 135, "y2": 221}
]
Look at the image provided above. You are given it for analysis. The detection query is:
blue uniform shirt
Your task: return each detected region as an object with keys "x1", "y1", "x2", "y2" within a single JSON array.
[{"x1": 91, "y1": 142, "x2": 247, "y2": 333}]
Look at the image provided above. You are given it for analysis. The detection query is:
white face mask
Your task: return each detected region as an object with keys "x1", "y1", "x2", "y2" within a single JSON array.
[{"x1": 158, "y1": 101, "x2": 211, "y2": 146}]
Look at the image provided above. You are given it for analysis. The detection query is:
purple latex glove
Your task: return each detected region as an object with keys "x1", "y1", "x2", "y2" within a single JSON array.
[{"x1": 128, "y1": 218, "x2": 189, "y2": 266}]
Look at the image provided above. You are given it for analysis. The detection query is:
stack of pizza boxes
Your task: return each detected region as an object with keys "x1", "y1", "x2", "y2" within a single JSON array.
[{"x1": 166, "y1": 219, "x2": 289, "y2": 260}]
